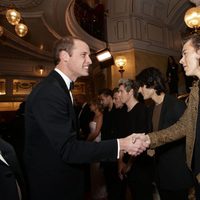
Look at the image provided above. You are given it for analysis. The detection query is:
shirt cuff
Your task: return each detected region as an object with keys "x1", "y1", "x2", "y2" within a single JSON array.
[{"x1": 117, "y1": 139, "x2": 120, "y2": 159}]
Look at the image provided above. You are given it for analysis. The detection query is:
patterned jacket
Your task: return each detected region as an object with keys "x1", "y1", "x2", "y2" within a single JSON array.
[{"x1": 149, "y1": 81, "x2": 200, "y2": 183}]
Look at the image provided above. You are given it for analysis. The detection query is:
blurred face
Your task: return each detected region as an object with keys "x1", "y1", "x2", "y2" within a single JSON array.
[
  {"x1": 99, "y1": 94, "x2": 111, "y2": 108},
  {"x1": 90, "y1": 103, "x2": 96, "y2": 112},
  {"x1": 63, "y1": 39, "x2": 92, "y2": 81},
  {"x1": 180, "y1": 40, "x2": 200, "y2": 78},
  {"x1": 113, "y1": 92, "x2": 123, "y2": 108},
  {"x1": 118, "y1": 85, "x2": 133, "y2": 104},
  {"x1": 138, "y1": 85, "x2": 155, "y2": 100}
]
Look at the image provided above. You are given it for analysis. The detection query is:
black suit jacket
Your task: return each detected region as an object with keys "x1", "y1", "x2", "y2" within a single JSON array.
[
  {"x1": 24, "y1": 70, "x2": 118, "y2": 200},
  {"x1": 0, "y1": 138, "x2": 26, "y2": 200},
  {"x1": 147, "y1": 94, "x2": 194, "y2": 190}
]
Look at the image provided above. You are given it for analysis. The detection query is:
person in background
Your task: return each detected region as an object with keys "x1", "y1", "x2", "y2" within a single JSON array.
[
  {"x1": 87, "y1": 98, "x2": 107, "y2": 200},
  {"x1": 136, "y1": 67, "x2": 194, "y2": 200},
  {"x1": 132, "y1": 33, "x2": 200, "y2": 199},
  {"x1": 24, "y1": 36, "x2": 147, "y2": 200},
  {"x1": 112, "y1": 87, "x2": 128, "y2": 200},
  {"x1": 118, "y1": 79, "x2": 154, "y2": 200},
  {"x1": 0, "y1": 137, "x2": 26, "y2": 200},
  {"x1": 8, "y1": 101, "x2": 26, "y2": 169},
  {"x1": 166, "y1": 56, "x2": 179, "y2": 95},
  {"x1": 76, "y1": 94, "x2": 94, "y2": 140},
  {"x1": 98, "y1": 88, "x2": 118, "y2": 200}
]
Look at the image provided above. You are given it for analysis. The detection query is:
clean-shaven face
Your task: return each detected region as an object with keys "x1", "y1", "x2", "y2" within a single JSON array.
[
  {"x1": 67, "y1": 39, "x2": 92, "y2": 78},
  {"x1": 179, "y1": 40, "x2": 200, "y2": 77},
  {"x1": 113, "y1": 92, "x2": 123, "y2": 108},
  {"x1": 138, "y1": 85, "x2": 155, "y2": 100},
  {"x1": 99, "y1": 94, "x2": 111, "y2": 108},
  {"x1": 118, "y1": 85, "x2": 132, "y2": 104}
]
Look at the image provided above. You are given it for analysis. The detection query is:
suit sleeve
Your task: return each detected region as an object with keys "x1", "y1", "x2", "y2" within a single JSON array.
[{"x1": 30, "y1": 84, "x2": 118, "y2": 164}]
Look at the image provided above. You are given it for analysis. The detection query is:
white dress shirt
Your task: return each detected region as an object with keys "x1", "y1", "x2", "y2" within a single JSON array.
[{"x1": 54, "y1": 68, "x2": 73, "y2": 103}]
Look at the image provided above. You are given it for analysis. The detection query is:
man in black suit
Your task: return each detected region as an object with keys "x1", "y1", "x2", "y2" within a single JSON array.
[
  {"x1": 24, "y1": 36, "x2": 148, "y2": 200},
  {"x1": 136, "y1": 67, "x2": 194, "y2": 200},
  {"x1": 75, "y1": 94, "x2": 94, "y2": 140},
  {"x1": 0, "y1": 137, "x2": 26, "y2": 200}
]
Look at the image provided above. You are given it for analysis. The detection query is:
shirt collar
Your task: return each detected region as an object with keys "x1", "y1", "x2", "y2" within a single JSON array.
[{"x1": 54, "y1": 68, "x2": 72, "y2": 90}]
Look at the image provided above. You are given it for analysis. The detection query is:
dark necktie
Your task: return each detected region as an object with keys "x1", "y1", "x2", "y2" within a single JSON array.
[{"x1": 69, "y1": 81, "x2": 74, "y2": 91}]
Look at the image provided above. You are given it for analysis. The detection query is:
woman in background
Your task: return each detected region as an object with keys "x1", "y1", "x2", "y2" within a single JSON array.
[{"x1": 87, "y1": 99, "x2": 107, "y2": 200}]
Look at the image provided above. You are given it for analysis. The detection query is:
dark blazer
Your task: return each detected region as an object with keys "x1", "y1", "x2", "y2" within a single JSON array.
[
  {"x1": 0, "y1": 138, "x2": 26, "y2": 200},
  {"x1": 78, "y1": 102, "x2": 94, "y2": 140},
  {"x1": 148, "y1": 94, "x2": 194, "y2": 190},
  {"x1": 24, "y1": 70, "x2": 118, "y2": 200}
]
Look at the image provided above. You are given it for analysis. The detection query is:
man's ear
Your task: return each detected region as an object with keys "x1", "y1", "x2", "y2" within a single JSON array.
[
  {"x1": 130, "y1": 88, "x2": 134, "y2": 95},
  {"x1": 60, "y1": 50, "x2": 70, "y2": 62}
]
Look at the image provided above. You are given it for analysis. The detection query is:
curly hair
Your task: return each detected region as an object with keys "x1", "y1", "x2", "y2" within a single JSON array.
[
  {"x1": 182, "y1": 33, "x2": 200, "y2": 52},
  {"x1": 136, "y1": 67, "x2": 167, "y2": 95}
]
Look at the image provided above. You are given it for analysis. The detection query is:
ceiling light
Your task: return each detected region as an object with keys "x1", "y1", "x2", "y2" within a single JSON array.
[
  {"x1": 0, "y1": 5, "x2": 28, "y2": 37},
  {"x1": 184, "y1": 6, "x2": 200, "y2": 30},
  {"x1": 15, "y1": 23, "x2": 28, "y2": 37},
  {"x1": 6, "y1": 9, "x2": 21, "y2": 25}
]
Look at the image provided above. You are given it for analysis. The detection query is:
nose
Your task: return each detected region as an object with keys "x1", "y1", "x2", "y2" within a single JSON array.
[
  {"x1": 87, "y1": 55, "x2": 92, "y2": 65},
  {"x1": 179, "y1": 57, "x2": 183, "y2": 65},
  {"x1": 138, "y1": 87, "x2": 142, "y2": 93}
]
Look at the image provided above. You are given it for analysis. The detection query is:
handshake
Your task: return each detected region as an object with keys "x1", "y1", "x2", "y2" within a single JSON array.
[{"x1": 119, "y1": 133, "x2": 151, "y2": 156}]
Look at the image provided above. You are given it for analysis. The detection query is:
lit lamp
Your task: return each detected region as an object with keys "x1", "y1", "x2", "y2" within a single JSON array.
[
  {"x1": 37, "y1": 65, "x2": 44, "y2": 75},
  {"x1": 6, "y1": 9, "x2": 21, "y2": 25},
  {"x1": 96, "y1": 48, "x2": 112, "y2": 62},
  {"x1": 184, "y1": 6, "x2": 200, "y2": 31},
  {"x1": 115, "y1": 56, "x2": 127, "y2": 78},
  {"x1": 0, "y1": 7, "x2": 28, "y2": 37},
  {"x1": 15, "y1": 23, "x2": 28, "y2": 37},
  {"x1": 95, "y1": 48, "x2": 114, "y2": 69}
]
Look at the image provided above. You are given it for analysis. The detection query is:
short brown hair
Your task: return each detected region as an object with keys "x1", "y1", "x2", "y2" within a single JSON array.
[{"x1": 53, "y1": 36, "x2": 83, "y2": 65}]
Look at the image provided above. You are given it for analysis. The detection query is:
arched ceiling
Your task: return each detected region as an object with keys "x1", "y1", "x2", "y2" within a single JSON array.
[{"x1": 0, "y1": 0, "x2": 194, "y2": 62}]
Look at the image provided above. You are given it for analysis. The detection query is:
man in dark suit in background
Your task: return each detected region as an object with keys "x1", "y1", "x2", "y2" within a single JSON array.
[
  {"x1": 75, "y1": 94, "x2": 94, "y2": 140},
  {"x1": 136, "y1": 67, "x2": 194, "y2": 200},
  {"x1": 0, "y1": 137, "x2": 26, "y2": 200},
  {"x1": 24, "y1": 36, "x2": 148, "y2": 200}
]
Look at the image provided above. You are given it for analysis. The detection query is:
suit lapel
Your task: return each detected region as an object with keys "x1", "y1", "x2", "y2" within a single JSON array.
[{"x1": 49, "y1": 70, "x2": 77, "y2": 129}]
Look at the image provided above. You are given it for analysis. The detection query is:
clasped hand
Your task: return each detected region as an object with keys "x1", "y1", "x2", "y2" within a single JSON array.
[{"x1": 119, "y1": 133, "x2": 150, "y2": 156}]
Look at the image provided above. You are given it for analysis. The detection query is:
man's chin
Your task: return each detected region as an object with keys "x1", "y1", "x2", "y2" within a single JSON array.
[{"x1": 82, "y1": 71, "x2": 89, "y2": 76}]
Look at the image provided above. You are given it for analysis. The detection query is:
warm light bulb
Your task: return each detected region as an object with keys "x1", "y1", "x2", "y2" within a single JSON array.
[
  {"x1": 184, "y1": 6, "x2": 200, "y2": 28},
  {"x1": 115, "y1": 56, "x2": 127, "y2": 68},
  {"x1": 6, "y1": 9, "x2": 21, "y2": 25},
  {"x1": 15, "y1": 23, "x2": 28, "y2": 37}
]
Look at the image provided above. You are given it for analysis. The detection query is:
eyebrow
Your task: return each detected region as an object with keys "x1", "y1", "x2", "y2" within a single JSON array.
[{"x1": 182, "y1": 49, "x2": 186, "y2": 54}]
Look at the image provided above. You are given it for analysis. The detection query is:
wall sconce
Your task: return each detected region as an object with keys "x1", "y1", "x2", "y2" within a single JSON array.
[
  {"x1": 95, "y1": 48, "x2": 114, "y2": 69},
  {"x1": 115, "y1": 56, "x2": 127, "y2": 78},
  {"x1": 184, "y1": 6, "x2": 200, "y2": 31},
  {"x1": 36, "y1": 65, "x2": 45, "y2": 75},
  {"x1": 39, "y1": 66, "x2": 44, "y2": 75}
]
